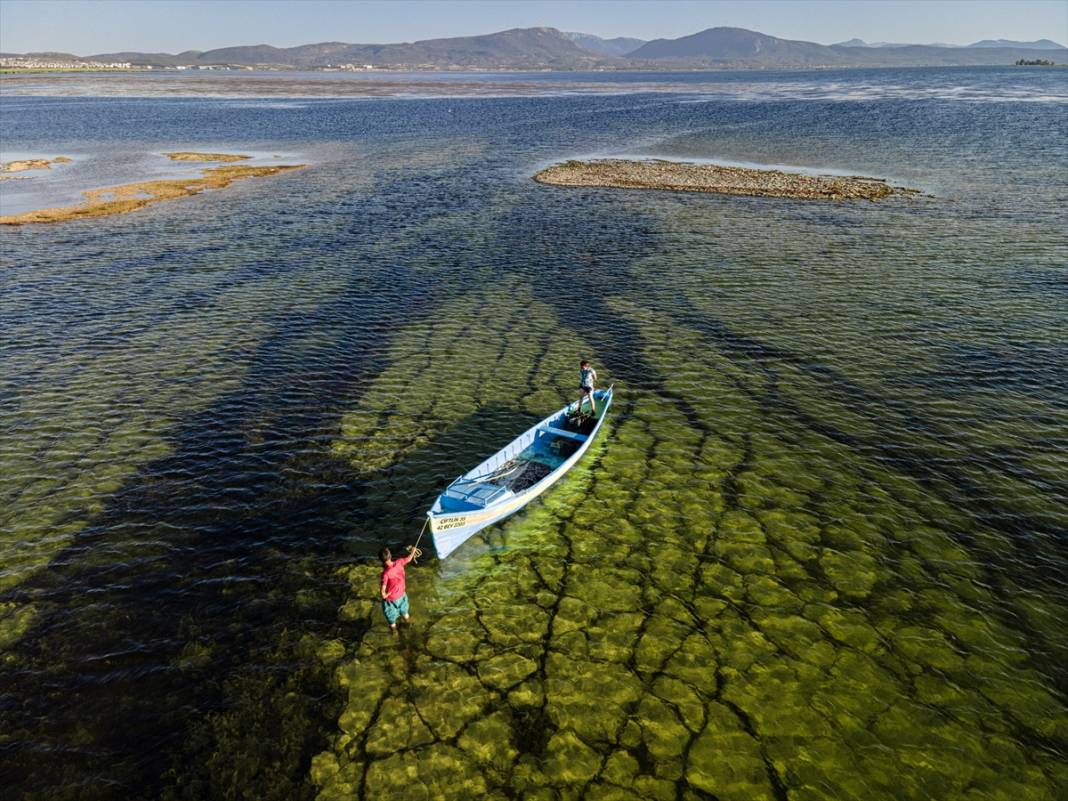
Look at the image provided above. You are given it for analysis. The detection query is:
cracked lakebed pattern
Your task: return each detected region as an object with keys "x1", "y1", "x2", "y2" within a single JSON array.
[{"x1": 314, "y1": 288, "x2": 1067, "y2": 801}]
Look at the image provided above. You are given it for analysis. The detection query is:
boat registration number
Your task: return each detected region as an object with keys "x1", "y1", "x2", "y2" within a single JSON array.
[{"x1": 438, "y1": 516, "x2": 468, "y2": 530}]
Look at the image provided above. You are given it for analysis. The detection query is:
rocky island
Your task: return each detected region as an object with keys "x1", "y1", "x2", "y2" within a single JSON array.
[
  {"x1": 534, "y1": 158, "x2": 920, "y2": 201},
  {"x1": 0, "y1": 152, "x2": 305, "y2": 225}
]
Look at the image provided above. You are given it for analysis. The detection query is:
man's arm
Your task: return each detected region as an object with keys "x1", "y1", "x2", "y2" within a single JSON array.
[{"x1": 381, "y1": 578, "x2": 389, "y2": 599}]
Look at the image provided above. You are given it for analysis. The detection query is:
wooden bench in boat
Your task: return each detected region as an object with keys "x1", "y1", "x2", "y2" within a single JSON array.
[{"x1": 538, "y1": 425, "x2": 588, "y2": 442}]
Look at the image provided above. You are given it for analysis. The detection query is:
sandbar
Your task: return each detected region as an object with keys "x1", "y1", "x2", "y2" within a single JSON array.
[
  {"x1": 163, "y1": 151, "x2": 251, "y2": 163},
  {"x1": 0, "y1": 153, "x2": 305, "y2": 225},
  {"x1": 0, "y1": 156, "x2": 71, "y2": 176},
  {"x1": 534, "y1": 158, "x2": 920, "y2": 201}
]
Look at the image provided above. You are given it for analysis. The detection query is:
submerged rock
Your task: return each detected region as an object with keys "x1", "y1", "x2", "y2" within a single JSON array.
[{"x1": 687, "y1": 703, "x2": 776, "y2": 800}]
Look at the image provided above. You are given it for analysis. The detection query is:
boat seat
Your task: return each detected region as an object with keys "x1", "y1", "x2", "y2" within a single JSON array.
[
  {"x1": 444, "y1": 481, "x2": 511, "y2": 507},
  {"x1": 538, "y1": 425, "x2": 588, "y2": 442}
]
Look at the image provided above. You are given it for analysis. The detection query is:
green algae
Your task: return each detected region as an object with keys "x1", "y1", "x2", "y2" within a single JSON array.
[
  {"x1": 365, "y1": 745, "x2": 489, "y2": 801},
  {"x1": 309, "y1": 287, "x2": 1066, "y2": 801},
  {"x1": 0, "y1": 601, "x2": 38, "y2": 653},
  {"x1": 458, "y1": 710, "x2": 518, "y2": 775},
  {"x1": 688, "y1": 703, "x2": 776, "y2": 800}
]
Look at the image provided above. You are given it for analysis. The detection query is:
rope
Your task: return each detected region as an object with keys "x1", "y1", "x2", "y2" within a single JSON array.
[{"x1": 411, "y1": 516, "x2": 429, "y2": 563}]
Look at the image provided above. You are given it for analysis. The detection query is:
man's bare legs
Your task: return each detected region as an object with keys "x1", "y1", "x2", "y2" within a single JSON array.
[
  {"x1": 584, "y1": 388, "x2": 596, "y2": 415},
  {"x1": 388, "y1": 613, "x2": 411, "y2": 636}
]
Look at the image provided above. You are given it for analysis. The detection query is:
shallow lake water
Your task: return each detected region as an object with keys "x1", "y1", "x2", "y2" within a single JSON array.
[{"x1": 1, "y1": 67, "x2": 1066, "y2": 800}]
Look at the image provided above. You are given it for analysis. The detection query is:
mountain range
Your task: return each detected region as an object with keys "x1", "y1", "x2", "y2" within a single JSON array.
[
  {"x1": 5, "y1": 26, "x2": 1065, "y2": 70},
  {"x1": 835, "y1": 37, "x2": 1065, "y2": 49}
]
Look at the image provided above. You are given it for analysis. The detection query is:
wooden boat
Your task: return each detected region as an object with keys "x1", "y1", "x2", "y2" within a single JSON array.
[{"x1": 428, "y1": 386, "x2": 614, "y2": 558}]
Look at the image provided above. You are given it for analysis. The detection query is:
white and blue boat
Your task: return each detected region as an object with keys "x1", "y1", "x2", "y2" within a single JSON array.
[{"x1": 428, "y1": 386, "x2": 614, "y2": 558}]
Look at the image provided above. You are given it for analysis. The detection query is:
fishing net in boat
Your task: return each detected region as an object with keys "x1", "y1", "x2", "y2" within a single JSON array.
[{"x1": 510, "y1": 460, "x2": 554, "y2": 492}]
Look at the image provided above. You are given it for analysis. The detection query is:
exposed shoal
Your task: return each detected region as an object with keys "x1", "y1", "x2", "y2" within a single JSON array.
[
  {"x1": 534, "y1": 158, "x2": 921, "y2": 201},
  {"x1": 163, "y1": 151, "x2": 251, "y2": 163},
  {"x1": 0, "y1": 156, "x2": 305, "y2": 225},
  {"x1": 0, "y1": 156, "x2": 71, "y2": 174}
]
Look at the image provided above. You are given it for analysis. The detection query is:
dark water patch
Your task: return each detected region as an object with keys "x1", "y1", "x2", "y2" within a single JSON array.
[
  {"x1": 930, "y1": 340, "x2": 1068, "y2": 402},
  {"x1": 0, "y1": 229, "x2": 470, "y2": 798}
]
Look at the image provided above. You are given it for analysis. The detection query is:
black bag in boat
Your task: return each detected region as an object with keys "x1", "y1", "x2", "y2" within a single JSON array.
[{"x1": 564, "y1": 410, "x2": 596, "y2": 435}]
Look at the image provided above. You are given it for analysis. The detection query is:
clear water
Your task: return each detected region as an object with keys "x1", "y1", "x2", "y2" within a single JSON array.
[{"x1": 1, "y1": 67, "x2": 1066, "y2": 801}]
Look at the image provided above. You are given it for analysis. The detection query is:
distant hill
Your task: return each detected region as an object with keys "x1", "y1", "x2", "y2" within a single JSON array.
[
  {"x1": 86, "y1": 28, "x2": 605, "y2": 69},
  {"x1": 834, "y1": 39, "x2": 961, "y2": 48},
  {"x1": 6, "y1": 50, "x2": 85, "y2": 61},
  {"x1": 9, "y1": 26, "x2": 1065, "y2": 71},
  {"x1": 88, "y1": 50, "x2": 203, "y2": 66},
  {"x1": 832, "y1": 37, "x2": 1066, "y2": 50},
  {"x1": 967, "y1": 38, "x2": 1065, "y2": 49},
  {"x1": 628, "y1": 27, "x2": 1066, "y2": 67},
  {"x1": 630, "y1": 27, "x2": 842, "y2": 64},
  {"x1": 565, "y1": 32, "x2": 646, "y2": 57},
  {"x1": 339, "y1": 27, "x2": 602, "y2": 68}
]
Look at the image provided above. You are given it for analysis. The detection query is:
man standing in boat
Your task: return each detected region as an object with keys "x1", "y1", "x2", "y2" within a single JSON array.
[
  {"x1": 379, "y1": 545, "x2": 417, "y2": 633},
  {"x1": 577, "y1": 359, "x2": 598, "y2": 415}
]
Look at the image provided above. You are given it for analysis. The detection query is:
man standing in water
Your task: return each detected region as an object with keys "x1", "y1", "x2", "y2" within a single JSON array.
[
  {"x1": 576, "y1": 359, "x2": 598, "y2": 415},
  {"x1": 379, "y1": 545, "x2": 417, "y2": 633}
]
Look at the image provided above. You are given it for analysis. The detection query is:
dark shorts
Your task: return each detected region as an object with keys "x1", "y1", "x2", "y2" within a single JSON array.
[{"x1": 579, "y1": 385, "x2": 593, "y2": 393}]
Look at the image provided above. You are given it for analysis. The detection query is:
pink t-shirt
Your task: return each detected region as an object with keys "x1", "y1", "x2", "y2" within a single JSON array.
[{"x1": 381, "y1": 555, "x2": 412, "y2": 601}]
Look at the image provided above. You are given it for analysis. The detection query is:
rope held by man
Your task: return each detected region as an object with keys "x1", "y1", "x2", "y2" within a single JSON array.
[{"x1": 411, "y1": 517, "x2": 429, "y2": 563}]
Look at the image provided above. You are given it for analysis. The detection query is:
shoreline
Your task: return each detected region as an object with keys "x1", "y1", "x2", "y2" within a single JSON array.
[
  {"x1": 533, "y1": 158, "x2": 921, "y2": 201},
  {"x1": 2, "y1": 65, "x2": 1064, "y2": 103}
]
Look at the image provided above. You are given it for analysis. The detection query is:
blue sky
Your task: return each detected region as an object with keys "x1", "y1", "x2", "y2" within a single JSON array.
[{"x1": 1, "y1": 0, "x2": 1065, "y2": 54}]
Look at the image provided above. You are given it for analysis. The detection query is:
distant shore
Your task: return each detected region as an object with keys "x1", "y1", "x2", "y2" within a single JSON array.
[
  {"x1": 534, "y1": 159, "x2": 921, "y2": 201},
  {"x1": 0, "y1": 153, "x2": 305, "y2": 225},
  {"x1": 0, "y1": 68, "x2": 149, "y2": 74}
]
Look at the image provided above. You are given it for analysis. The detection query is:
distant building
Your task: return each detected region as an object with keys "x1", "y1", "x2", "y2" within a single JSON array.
[{"x1": 0, "y1": 57, "x2": 133, "y2": 70}]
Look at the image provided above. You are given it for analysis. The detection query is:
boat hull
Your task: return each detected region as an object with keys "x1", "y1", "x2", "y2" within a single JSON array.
[{"x1": 429, "y1": 387, "x2": 613, "y2": 558}]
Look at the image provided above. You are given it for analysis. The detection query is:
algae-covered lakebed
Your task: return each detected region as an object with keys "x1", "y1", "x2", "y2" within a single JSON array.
[{"x1": 1, "y1": 68, "x2": 1067, "y2": 800}]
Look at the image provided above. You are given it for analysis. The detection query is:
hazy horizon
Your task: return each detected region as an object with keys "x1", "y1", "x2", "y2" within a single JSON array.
[{"x1": 1, "y1": 0, "x2": 1065, "y2": 55}]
